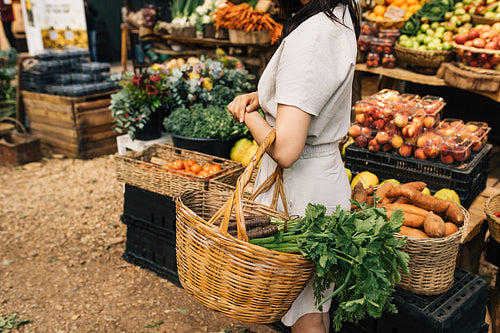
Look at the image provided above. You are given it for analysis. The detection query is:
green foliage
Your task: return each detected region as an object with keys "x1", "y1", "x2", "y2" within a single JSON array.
[
  {"x1": 109, "y1": 69, "x2": 171, "y2": 140},
  {"x1": 163, "y1": 103, "x2": 250, "y2": 141},
  {"x1": 250, "y1": 201, "x2": 409, "y2": 332},
  {"x1": 0, "y1": 315, "x2": 30, "y2": 333}
]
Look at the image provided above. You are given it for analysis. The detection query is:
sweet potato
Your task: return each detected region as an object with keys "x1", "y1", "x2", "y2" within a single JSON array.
[
  {"x1": 399, "y1": 225, "x2": 429, "y2": 238},
  {"x1": 366, "y1": 195, "x2": 375, "y2": 206},
  {"x1": 423, "y1": 211, "x2": 446, "y2": 237},
  {"x1": 375, "y1": 182, "x2": 393, "y2": 204},
  {"x1": 352, "y1": 182, "x2": 367, "y2": 203},
  {"x1": 366, "y1": 186, "x2": 374, "y2": 196},
  {"x1": 445, "y1": 203, "x2": 465, "y2": 225},
  {"x1": 444, "y1": 222, "x2": 459, "y2": 237},
  {"x1": 394, "y1": 196, "x2": 410, "y2": 204},
  {"x1": 386, "y1": 186, "x2": 449, "y2": 214},
  {"x1": 379, "y1": 203, "x2": 429, "y2": 216},
  {"x1": 401, "y1": 181, "x2": 427, "y2": 191},
  {"x1": 386, "y1": 210, "x2": 425, "y2": 228}
]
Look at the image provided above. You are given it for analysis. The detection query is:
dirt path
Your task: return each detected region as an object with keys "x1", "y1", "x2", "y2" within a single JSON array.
[{"x1": 0, "y1": 155, "x2": 278, "y2": 333}]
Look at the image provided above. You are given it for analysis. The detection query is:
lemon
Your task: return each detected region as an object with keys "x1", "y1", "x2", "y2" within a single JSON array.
[
  {"x1": 380, "y1": 179, "x2": 400, "y2": 187},
  {"x1": 345, "y1": 168, "x2": 352, "y2": 183},
  {"x1": 421, "y1": 187, "x2": 431, "y2": 196},
  {"x1": 351, "y1": 171, "x2": 379, "y2": 189},
  {"x1": 434, "y1": 189, "x2": 460, "y2": 205}
]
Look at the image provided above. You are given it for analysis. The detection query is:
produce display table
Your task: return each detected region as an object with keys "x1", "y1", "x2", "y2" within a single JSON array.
[
  {"x1": 355, "y1": 63, "x2": 500, "y2": 103},
  {"x1": 121, "y1": 23, "x2": 276, "y2": 75}
]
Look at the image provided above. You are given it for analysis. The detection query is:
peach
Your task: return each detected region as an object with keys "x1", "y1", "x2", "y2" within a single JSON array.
[
  {"x1": 354, "y1": 135, "x2": 368, "y2": 147},
  {"x1": 391, "y1": 135, "x2": 404, "y2": 149},
  {"x1": 368, "y1": 138, "x2": 380, "y2": 152},
  {"x1": 399, "y1": 144, "x2": 413, "y2": 157},
  {"x1": 348, "y1": 124, "x2": 362, "y2": 138},
  {"x1": 414, "y1": 148, "x2": 427, "y2": 160}
]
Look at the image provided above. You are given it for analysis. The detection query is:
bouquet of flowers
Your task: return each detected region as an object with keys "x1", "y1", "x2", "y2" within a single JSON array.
[{"x1": 110, "y1": 66, "x2": 171, "y2": 140}]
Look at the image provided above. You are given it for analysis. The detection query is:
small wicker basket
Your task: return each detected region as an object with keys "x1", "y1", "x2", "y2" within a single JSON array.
[
  {"x1": 364, "y1": 13, "x2": 407, "y2": 29},
  {"x1": 484, "y1": 193, "x2": 500, "y2": 243},
  {"x1": 395, "y1": 43, "x2": 454, "y2": 69},
  {"x1": 394, "y1": 205, "x2": 469, "y2": 295},
  {"x1": 228, "y1": 29, "x2": 271, "y2": 45}
]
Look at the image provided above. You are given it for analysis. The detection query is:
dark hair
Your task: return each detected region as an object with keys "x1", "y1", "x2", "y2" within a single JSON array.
[{"x1": 277, "y1": 0, "x2": 361, "y2": 42}]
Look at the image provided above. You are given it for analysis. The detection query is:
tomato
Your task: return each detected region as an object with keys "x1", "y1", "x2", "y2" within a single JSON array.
[
  {"x1": 171, "y1": 159, "x2": 184, "y2": 170},
  {"x1": 494, "y1": 212, "x2": 500, "y2": 218},
  {"x1": 190, "y1": 164, "x2": 202, "y2": 174},
  {"x1": 211, "y1": 164, "x2": 222, "y2": 173},
  {"x1": 186, "y1": 159, "x2": 196, "y2": 167},
  {"x1": 198, "y1": 170, "x2": 211, "y2": 178},
  {"x1": 202, "y1": 164, "x2": 213, "y2": 172}
]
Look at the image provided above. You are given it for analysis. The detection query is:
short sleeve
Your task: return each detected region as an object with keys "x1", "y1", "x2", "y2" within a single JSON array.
[{"x1": 275, "y1": 14, "x2": 354, "y2": 116}]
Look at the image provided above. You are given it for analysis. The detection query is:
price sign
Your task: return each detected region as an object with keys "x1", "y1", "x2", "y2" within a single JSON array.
[{"x1": 384, "y1": 5, "x2": 406, "y2": 19}]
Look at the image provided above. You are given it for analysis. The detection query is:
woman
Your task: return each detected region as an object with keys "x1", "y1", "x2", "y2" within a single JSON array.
[
  {"x1": 226, "y1": 0, "x2": 360, "y2": 331},
  {"x1": 0, "y1": 0, "x2": 16, "y2": 50}
]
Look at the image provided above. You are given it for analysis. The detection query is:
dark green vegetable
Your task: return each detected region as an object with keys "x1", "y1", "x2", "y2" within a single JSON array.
[
  {"x1": 417, "y1": 0, "x2": 451, "y2": 22},
  {"x1": 249, "y1": 201, "x2": 409, "y2": 332},
  {"x1": 400, "y1": 14, "x2": 421, "y2": 36}
]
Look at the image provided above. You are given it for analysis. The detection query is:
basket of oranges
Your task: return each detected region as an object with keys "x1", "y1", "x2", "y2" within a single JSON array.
[{"x1": 364, "y1": 0, "x2": 421, "y2": 29}]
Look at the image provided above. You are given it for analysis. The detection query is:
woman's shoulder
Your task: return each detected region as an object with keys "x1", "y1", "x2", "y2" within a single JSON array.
[{"x1": 288, "y1": 8, "x2": 353, "y2": 40}]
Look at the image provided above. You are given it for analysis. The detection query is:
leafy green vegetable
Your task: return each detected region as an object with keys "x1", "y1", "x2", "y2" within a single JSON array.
[
  {"x1": 249, "y1": 201, "x2": 409, "y2": 331},
  {"x1": 417, "y1": 0, "x2": 451, "y2": 22},
  {"x1": 0, "y1": 315, "x2": 30, "y2": 333},
  {"x1": 163, "y1": 103, "x2": 252, "y2": 141},
  {"x1": 400, "y1": 14, "x2": 421, "y2": 36}
]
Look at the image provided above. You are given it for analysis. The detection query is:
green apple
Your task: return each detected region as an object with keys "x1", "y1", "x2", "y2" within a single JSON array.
[
  {"x1": 434, "y1": 31, "x2": 444, "y2": 40},
  {"x1": 442, "y1": 41, "x2": 453, "y2": 50},
  {"x1": 426, "y1": 29, "x2": 435, "y2": 36},
  {"x1": 460, "y1": 13, "x2": 472, "y2": 23},
  {"x1": 463, "y1": 0, "x2": 473, "y2": 5},
  {"x1": 455, "y1": 2, "x2": 464, "y2": 8},
  {"x1": 431, "y1": 22, "x2": 441, "y2": 29},
  {"x1": 412, "y1": 40, "x2": 420, "y2": 49},
  {"x1": 485, "y1": 11, "x2": 496, "y2": 17},
  {"x1": 436, "y1": 26, "x2": 446, "y2": 34},
  {"x1": 455, "y1": 8, "x2": 466, "y2": 15},
  {"x1": 416, "y1": 33, "x2": 426, "y2": 43},
  {"x1": 420, "y1": 23, "x2": 430, "y2": 32},
  {"x1": 444, "y1": 11, "x2": 454, "y2": 20},
  {"x1": 418, "y1": 45, "x2": 428, "y2": 51},
  {"x1": 402, "y1": 39, "x2": 414, "y2": 48},
  {"x1": 423, "y1": 35, "x2": 434, "y2": 44}
]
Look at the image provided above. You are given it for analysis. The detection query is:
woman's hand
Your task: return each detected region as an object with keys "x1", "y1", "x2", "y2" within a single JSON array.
[{"x1": 227, "y1": 91, "x2": 260, "y2": 123}]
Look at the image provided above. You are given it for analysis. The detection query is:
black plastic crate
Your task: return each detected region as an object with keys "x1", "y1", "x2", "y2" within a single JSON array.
[
  {"x1": 348, "y1": 269, "x2": 487, "y2": 333},
  {"x1": 344, "y1": 144, "x2": 492, "y2": 208},
  {"x1": 121, "y1": 214, "x2": 180, "y2": 287},
  {"x1": 123, "y1": 184, "x2": 176, "y2": 235}
]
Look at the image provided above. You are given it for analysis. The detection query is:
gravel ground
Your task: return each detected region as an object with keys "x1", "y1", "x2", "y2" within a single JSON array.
[{"x1": 0, "y1": 154, "x2": 278, "y2": 333}]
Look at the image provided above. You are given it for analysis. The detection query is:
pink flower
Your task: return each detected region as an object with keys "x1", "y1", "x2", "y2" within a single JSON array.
[
  {"x1": 135, "y1": 117, "x2": 139, "y2": 121},
  {"x1": 124, "y1": 114, "x2": 129, "y2": 118},
  {"x1": 149, "y1": 73, "x2": 161, "y2": 83}
]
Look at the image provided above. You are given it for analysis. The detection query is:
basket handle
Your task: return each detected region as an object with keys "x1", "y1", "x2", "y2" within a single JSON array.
[
  {"x1": 208, "y1": 130, "x2": 289, "y2": 242},
  {"x1": 0, "y1": 117, "x2": 27, "y2": 137}
]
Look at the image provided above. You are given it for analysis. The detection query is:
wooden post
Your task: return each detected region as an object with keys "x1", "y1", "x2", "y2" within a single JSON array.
[{"x1": 121, "y1": 23, "x2": 128, "y2": 74}]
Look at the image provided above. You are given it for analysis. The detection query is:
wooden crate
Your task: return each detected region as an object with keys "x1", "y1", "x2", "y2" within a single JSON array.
[{"x1": 22, "y1": 90, "x2": 120, "y2": 159}]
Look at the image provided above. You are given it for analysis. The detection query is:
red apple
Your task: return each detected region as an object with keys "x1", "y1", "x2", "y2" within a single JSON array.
[
  {"x1": 454, "y1": 33, "x2": 468, "y2": 45},
  {"x1": 440, "y1": 153, "x2": 455, "y2": 164},
  {"x1": 391, "y1": 135, "x2": 404, "y2": 149},
  {"x1": 375, "y1": 132, "x2": 390, "y2": 145},
  {"x1": 467, "y1": 28, "x2": 480, "y2": 40},
  {"x1": 472, "y1": 38, "x2": 486, "y2": 48},
  {"x1": 414, "y1": 148, "x2": 427, "y2": 160},
  {"x1": 368, "y1": 138, "x2": 380, "y2": 152},
  {"x1": 348, "y1": 124, "x2": 362, "y2": 138},
  {"x1": 399, "y1": 144, "x2": 413, "y2": 157},
  {"x1": 354, "y1": 135, "x2": 368, "y2": 147}
]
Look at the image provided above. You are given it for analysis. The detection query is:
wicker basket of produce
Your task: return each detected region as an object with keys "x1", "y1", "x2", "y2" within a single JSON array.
[
  {"x1": 175, "y1": 131, "x2": 316, "y2": 324},
  {"x1": 485, "y1": 193, "x2": 500, "y2": 243},
  {"x1": 471, "y1": 14, "x2": 500, "y2": 26},
  {"x1": 365, "y1": 14, "x2": 407, "y2": 29},
  {"x1": 370, "y1": 181, "x2": 469, "y2": 295},
  {"x1": 452, "y1": 42, "x2": 500, "y2": 71},
  {"x1": 395, "y1": 43, "x2": 454, "y2": 69},
  {"x1": 115, "y1": 143, "x2": 242, "y2": 198}
]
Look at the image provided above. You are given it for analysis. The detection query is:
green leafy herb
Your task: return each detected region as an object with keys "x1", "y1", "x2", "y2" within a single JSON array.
[
  {"x1": 0, "y1": 315, "x2": 30, "y2": 333},
  {"x1": 249, "y1": 201, "x2": 409, "y2": 331}
]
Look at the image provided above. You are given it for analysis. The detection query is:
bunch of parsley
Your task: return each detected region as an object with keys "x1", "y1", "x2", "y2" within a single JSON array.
[{"x1": 250, "y1": 202, "x2": 409, "y2": 331}]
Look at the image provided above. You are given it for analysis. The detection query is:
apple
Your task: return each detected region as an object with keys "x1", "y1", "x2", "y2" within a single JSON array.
[
  {"x1": 454, "y1": 33, "x2": 468, "y2": 44},
  {"x1": 368, "y1": 138, "x2": 380, "y2": 152},
  {"x1": 375, "y1": 131, "x2": 390, "y2": 144},
  {"x1": 440, "y1": 153, "x2": 455, "y2": 164},
  {"x1": 460, "y1": 13, "x2": 472, "y2": 23},
  {"x1": 423, "y1": 145, "x2": 439, "y2": 159},
  {"x1": 414, "y1": 148, "x2": 427, "y2": 160},
  {"x1": 399, "y1": 144, "x2": 413, "y2": 157},
  {"x1": 382, "y1": 143, "x2": 393, "y2": 152},
  {"x1": 442, "y1": 41, "x2": 453, "y2": 50},
  {"x1": 444, "y1": 11, "x2": 454, "y2": 20},
  {"x1": 354, "y1": 135, "x2": 368, "y2": 147},
  {"x1": 472, "y1": 38, "x2": 486, "y2": 48},
  {"x1": 468, "y1": 27, "x2": 480, "y2": 40},
  {"x1": 348, "y1": 124, "x2": 362, "y2": 138},
  {"x1": 391, "y1": 135, "x2": 404, "y2": 149},
  {"x1": 421, "y1": 23, "x2": 431, "y2": 33},
  {"x1": 455, "y1": 8, "x2": 467, "y2": 15},
  {"x1": 485, "y1": 40, "x2": 498, "y2": 49},
  {"x1": 492, "y1": 22, "x2": 500, "y2": 33}
]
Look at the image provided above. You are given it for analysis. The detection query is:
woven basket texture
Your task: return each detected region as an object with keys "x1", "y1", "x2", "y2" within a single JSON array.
[
  {"x1": 471, "y1": 14, "x2": 500, "y2": 26},
  {"x1": 395, "y1": 43, "x2": 454, "y2": 68},
  {"x1": 485, "y1": 193, "x2": 500, "y2": 243},
  {"x1": 115, "y1": 143, "x2": 241, "y2": 197},
  {"x1": 175, "y1": 131, "x2": 315, "y2": 323},
  {"x1": 394, "y1": 205, "x2": 469, "y2": 295},
  {"x1": 209, "y1": 165, "x2": 259, "y2": 196},
  {"x1": 364, "y1": 14, "x2": 407, "y2": 29},
  {"x1": 453, "y1": 42, "x2": 500, "y2": 56},
  {"x1": 228, "y1": 29, "x2": 271, "y2": 45}
]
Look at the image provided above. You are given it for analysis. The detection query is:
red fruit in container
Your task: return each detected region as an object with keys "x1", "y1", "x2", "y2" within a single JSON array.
[
  {"x1": 440, "y1": 153, "x2": 454, "y2": 164},
  {"x1": 423, "y1": 116, "x2": 436, "y2": 128},
  {"x1": 354, "y1": 135, "x2": 368, "y2": 148},
  {"x1": 375, "y1": 131, "x2": 390, "y2": 145},
  {"x1": 368, "y1": 138, "x2": 380, "y2": 152},
  {"x1": 452, "y1": 147, "x2": 470, "y2": 162},
  {"x1": 394, "y1": 113, "x2": 409, "y2": 128},
  {"x1": 472, "y1": 38, "x2": 486, "y2": 49},
  {"x1": 382, "y1": 142, "x2": 393, "y2": 152},
  {"x1": 391, "y1": 135, "x2": 404, "y2": 149},
  {"x1": 348, "y1": 124, "x2": 362, "y2": 138},
  {"x1": 454, "y1": 33, "x2": 468, "y2": 45},
  {"x1": 423, "y1": 145, "x2": 439, "y2": 159},
  {"x1": 361, "y1": 126, "x2": 372, "y2": 137},
  {"x1": 399, "y1": 144, "x2": 413, "y2": 157},
  {"x1": 372, "y1": 119, "x2": 386, "y2": 130},
  {"x1": 414, "y1": 148, "x2": 427, "y2": 160},
  {"x1": 467, "y1": 28, "x2": 480, "y2": 41},
  {"x1": 355, "y1": 113, "x2": 366, "y2": 124}
]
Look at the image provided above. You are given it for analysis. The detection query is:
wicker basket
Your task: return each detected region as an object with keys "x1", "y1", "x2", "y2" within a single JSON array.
[
  {"x1": 364, "y1": 13, "x2": 407, "y2": 29},
  {"x1": 452, "y1": 42, "x2": 500, "y2": 71},
  {"x1": 395, "y1": 43, "x2": 454, "y2": 69},
  {"x1": 471, "y1": 14, "x2": 500, "y2": 26},
  {"x1": 394, "y1": 205, "x2": 469, "y2": 295},
  {"x1": 115, "y1": 143, "x2": 241, "y2": 198},
  {"x1": 484, "y1": 193, "x2": 500, "y2": 243},
  {"x1": 175, "y1": 131, "x2": 316, "y2": 323}
]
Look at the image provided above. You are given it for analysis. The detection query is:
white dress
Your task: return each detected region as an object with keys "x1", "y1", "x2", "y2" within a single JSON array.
[{"x1": 253, "y1": 6, "x2": 357, "y2": 327}]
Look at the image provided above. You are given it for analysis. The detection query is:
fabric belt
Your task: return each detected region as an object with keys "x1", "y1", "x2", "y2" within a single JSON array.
[{"x1": 300, "y1": 141, "x2": 340, "y2": 159}]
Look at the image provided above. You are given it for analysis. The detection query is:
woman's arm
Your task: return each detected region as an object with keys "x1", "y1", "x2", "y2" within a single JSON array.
[{"x1": 228, "y1": 93, "x2": 311, "y2": 168}]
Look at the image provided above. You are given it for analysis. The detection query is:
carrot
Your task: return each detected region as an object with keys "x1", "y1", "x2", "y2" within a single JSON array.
[
  {"x1": 386, "y1": 186, "x2": 449, "y2": 214},
  {"x1": 399, "y1": 226, "x2": 429, "y2": 238},
  {"x1": 375, "y1": 182, "x2": 393, "y2": 204},
  {"x1": 444, "y1": 222, "x2": 459, "y2": 236},
  {"x1": 423, "y1": 211, "x2": 446, "y2": 237},
  {"x1": 385, "y1": 209, "x2": 425, "y2": 228},
  {"x1": 394, "y1": 196, "x2": 410, "y2": 204}
]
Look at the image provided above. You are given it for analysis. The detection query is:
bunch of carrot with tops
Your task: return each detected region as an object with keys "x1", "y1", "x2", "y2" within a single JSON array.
[{"x1": 212, "y1": 2, "x2": 283, "y2": 44}]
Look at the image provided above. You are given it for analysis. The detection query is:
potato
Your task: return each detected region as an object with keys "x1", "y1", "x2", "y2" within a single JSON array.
[
  {"x1": 399, "y1": 226, "x2": 429, "y2": 238},
  {"x1": 423, "y1": 212, "x2": 446, "y2": 238}
]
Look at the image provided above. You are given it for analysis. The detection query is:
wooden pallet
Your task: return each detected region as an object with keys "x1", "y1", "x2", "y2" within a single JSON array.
[{"x1": 22, "y1": 90, "x2": 121, "y2": 159}]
